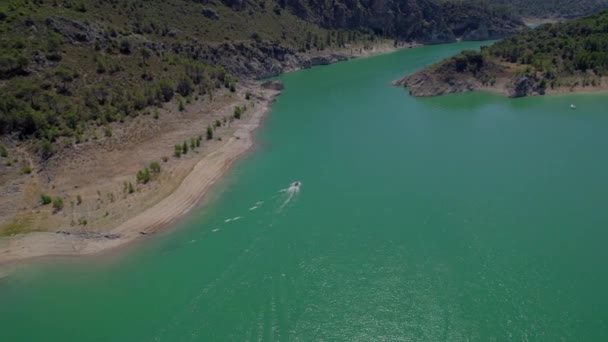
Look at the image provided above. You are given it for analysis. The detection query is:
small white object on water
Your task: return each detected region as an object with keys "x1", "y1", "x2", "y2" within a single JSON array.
[{"x1": 571, "y1": 104, "x2": 576, "y2": 109}]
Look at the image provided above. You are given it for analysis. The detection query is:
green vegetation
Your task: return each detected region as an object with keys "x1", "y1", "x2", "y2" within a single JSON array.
[
  {"x1": 149, "y1": 161, "x2": 161, "y2": 174},
  {"x1": 40, "y1": 193, "x2": 52, "y2": 205},
  {"x1": 429, "y1": 10, "x2": 608, "y2": 89},
  {"x1": 403, "y1": 10, "x2": 608, "y2": 97},
  {"x1": 128, "y1": 182, "x2": 135, "y2": 194},
  {"x1": 0, "y1": 0, "x2": 235, "y2": 158},
  {"x1": 0, "y1": 144, "x2": 7, "y2": 158},
  {"x1": 20, "y1": 164, "x2": 32, "y2": 174},
  {"x1": 466, "y1": 0, "x2": 608, "y2": 19},
  {"x1": 206, "y1": 125, "x2": 213, "y2": 140},
  {"x1": 136, "y1": 167, "x2": 151, "y2": 184},
  {"x1": 182, "y1": 141, "x2": 188, "y2": 155},
  {"x1": 485, "y1": 10, "x2": 608, "y2": 76},
  {"x1": 52, "y1": 196, "x2": 64, "y2": 211},
  {"x1": 174, "y1": 144, "x2": 182, "y2": 158},
  {"x1": 233, "y1": 106, "x2": 242, "y2": 119},
  {"x1": 76, "y1": 194, "x2": 82, "y2": 205},
  {"x1": 0, "y1": 0, "x2": 522, "y2": 162}
]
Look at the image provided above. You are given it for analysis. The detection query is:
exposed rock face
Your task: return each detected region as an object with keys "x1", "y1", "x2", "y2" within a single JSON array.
[
  {"x1": 394, "y1": 70, "x2": 482, "y2": 97},
  {"x1": 201, "y1": 7, "x2": 220, "y2": 19},
  {"x1": 509, "y1": 74, "x2": 545, "y2": 97},
  {"x1": 45, "y1": 16, "x2": 104, "y2": 43},
  {"x1": 138, "y1": 40, "x2": 354, "y2": 79}
]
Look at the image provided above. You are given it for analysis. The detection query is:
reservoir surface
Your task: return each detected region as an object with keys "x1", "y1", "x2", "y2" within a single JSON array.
[{"x1": 2, "y1": 41, "x2": 608, "y2": 341}]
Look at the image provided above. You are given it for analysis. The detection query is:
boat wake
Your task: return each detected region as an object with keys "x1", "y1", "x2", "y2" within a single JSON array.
[{"x1": 279, "y1": 181, "x2": 301, "y2": 210}]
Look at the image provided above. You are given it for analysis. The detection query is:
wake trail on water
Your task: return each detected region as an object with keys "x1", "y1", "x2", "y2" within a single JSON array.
[
  {"x1": 278, "y1": 181, "x2": 301, "y2": 211},
  {"x1": 219, "y1": 181, "x2": 301, "y2": 225}
]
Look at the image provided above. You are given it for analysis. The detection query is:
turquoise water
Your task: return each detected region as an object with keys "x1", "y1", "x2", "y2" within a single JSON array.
[{"x1": 2, "y1": 42, "x2": 608, "y2": 341}]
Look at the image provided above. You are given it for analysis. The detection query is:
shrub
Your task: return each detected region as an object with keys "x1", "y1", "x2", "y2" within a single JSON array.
[
  {"x1": 158, "y1": 80, "x2": 175, "y2": 102},
  {"x1": 76, "y1": 2, "x2": 87, "y2": 12},
  {"x1": 136, "y1": 167, "x2": 151, "y2": 184},
  {"x1": 128, "y1": 182, "x2": 135, "y2": 194},
  {"x1": 76, "y1": 194, "x2": 82, "y2": 205},
  {"x1": 179, "y1": 99, "x2": 185, "y2": 112},
  {"x1": 53, "y1": 197, "x2": 64, "y2": 211},
  {"x1": 190, "y1": 138, "x2": 195, "y2": 150},
  {"x1": 182, "y1": 141, "x2": 188, "y2": 155},
  {"x1": 207, "y1": 125, "x2": 213, "y2": 140},
  {"x1": 245, "y1": 92, "x2": 251, "y2": 100},
  {"x1": 119, "y1": 39, "x2": 131, "y2": 54},
  {"x1": 233, "y1": 106, "x2": 242, "y2": 119},
  {"x1": 251, "y1": 32, "x2": 262, "y2": 43},
  {"x1": 40, "y1": 139, "x2": 54, "y2": 160},
  {"x1": 21, "y1": 165, "x2": 32, "y2": 174},
  {"x1": 214, "y1": 120, "x2": 221, "y2": 128},
  {"x1": 40, "y1": 194, "x2": 52, "y2": 205},
  {"x1": 149, "y1": 161, "x2": 161, "y2": 173},
  {"x1": 104, "y1": 125, "x2": 112, "y2": 137},
  {"x1": 0, "y1": 145, "x2": 8, "y2": 158},
  {"x1": 174, "y1": 145, "x2": 182, "y2": 158},
  {"x1": 176, "y1": 76, "x2": 194, "y2": 97}
]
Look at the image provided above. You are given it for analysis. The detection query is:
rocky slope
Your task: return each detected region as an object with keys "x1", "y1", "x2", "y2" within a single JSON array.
[{"x1": 280, "y1": 0, "x2": 524, "y2": 43}]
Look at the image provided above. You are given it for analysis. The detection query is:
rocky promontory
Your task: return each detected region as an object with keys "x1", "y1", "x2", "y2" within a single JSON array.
[{"x1": 393, "y1": 51, "x2": 547, "y2": 98}]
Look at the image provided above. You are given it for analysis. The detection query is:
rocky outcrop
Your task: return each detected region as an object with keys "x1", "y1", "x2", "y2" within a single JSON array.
[
  {"x1": 45, "y1": 16, "x2": 104, "y2": 44},
  {"x1": 137, "y1": 40, "x2": 354, "y2": 79},
  {"x1": 508, "y1": 74, "x2": 546, "y2": 97},
  {"x1": 394, "y1": 69, "x2": 483, "y2": 97},
  {"x1": 394, "y1": 53, "x2": 550, "y2": 98},
  {"x1": 201, "y1": 7, "x2": 220, "y2": 19},
  {"x1": 394, "y1": 51, "x2": 506, "y2": 96}
]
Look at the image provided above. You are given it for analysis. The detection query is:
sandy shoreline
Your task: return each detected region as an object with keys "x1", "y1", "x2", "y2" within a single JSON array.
[
  {"x1": 0, "y1": 87, "x2": 280, "y2": 266},
  {"x1": 0, "y1": 42, "x2": 412, "y2": 268}
]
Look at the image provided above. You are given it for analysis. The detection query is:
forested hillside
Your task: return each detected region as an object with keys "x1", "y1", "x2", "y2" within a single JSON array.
[
  {"x1": 482, "y1": 0, "x2": 608, "y2": 19},
  {"x1": 0, "y1": 0, "x2": 522, "y2": 153},
  {"x1": 395, "y1": 9, "x2": 608, "y2": 97}
]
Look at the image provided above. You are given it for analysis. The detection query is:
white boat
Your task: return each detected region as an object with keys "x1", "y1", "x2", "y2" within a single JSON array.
[{"x1": 570, "y1": 104, "x2": 576, "y2": 109}]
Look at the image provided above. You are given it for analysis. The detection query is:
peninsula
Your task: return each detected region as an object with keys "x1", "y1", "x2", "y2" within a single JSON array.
[{"x1": 394, "y1": 10, "x2": 608, "y2": 97}]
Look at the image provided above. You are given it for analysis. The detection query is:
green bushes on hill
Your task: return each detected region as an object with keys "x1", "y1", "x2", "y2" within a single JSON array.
[{"x1": 487, "y1": 10, "x2": 608, "y2": 75}]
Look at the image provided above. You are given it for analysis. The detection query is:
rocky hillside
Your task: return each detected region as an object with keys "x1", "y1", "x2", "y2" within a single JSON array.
[
  {"x1": 0, "y1": 0, "x2": 523, "y2": 157},
  {"x1": 279, "y1": 0, "x2": 523, "y2": 43},
  {"x1": 478, "y1": 0, "x2": 608, "y2": 19},
  {"x1": 394, "y1": 9, "x2": 608, "y2": 97}
]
